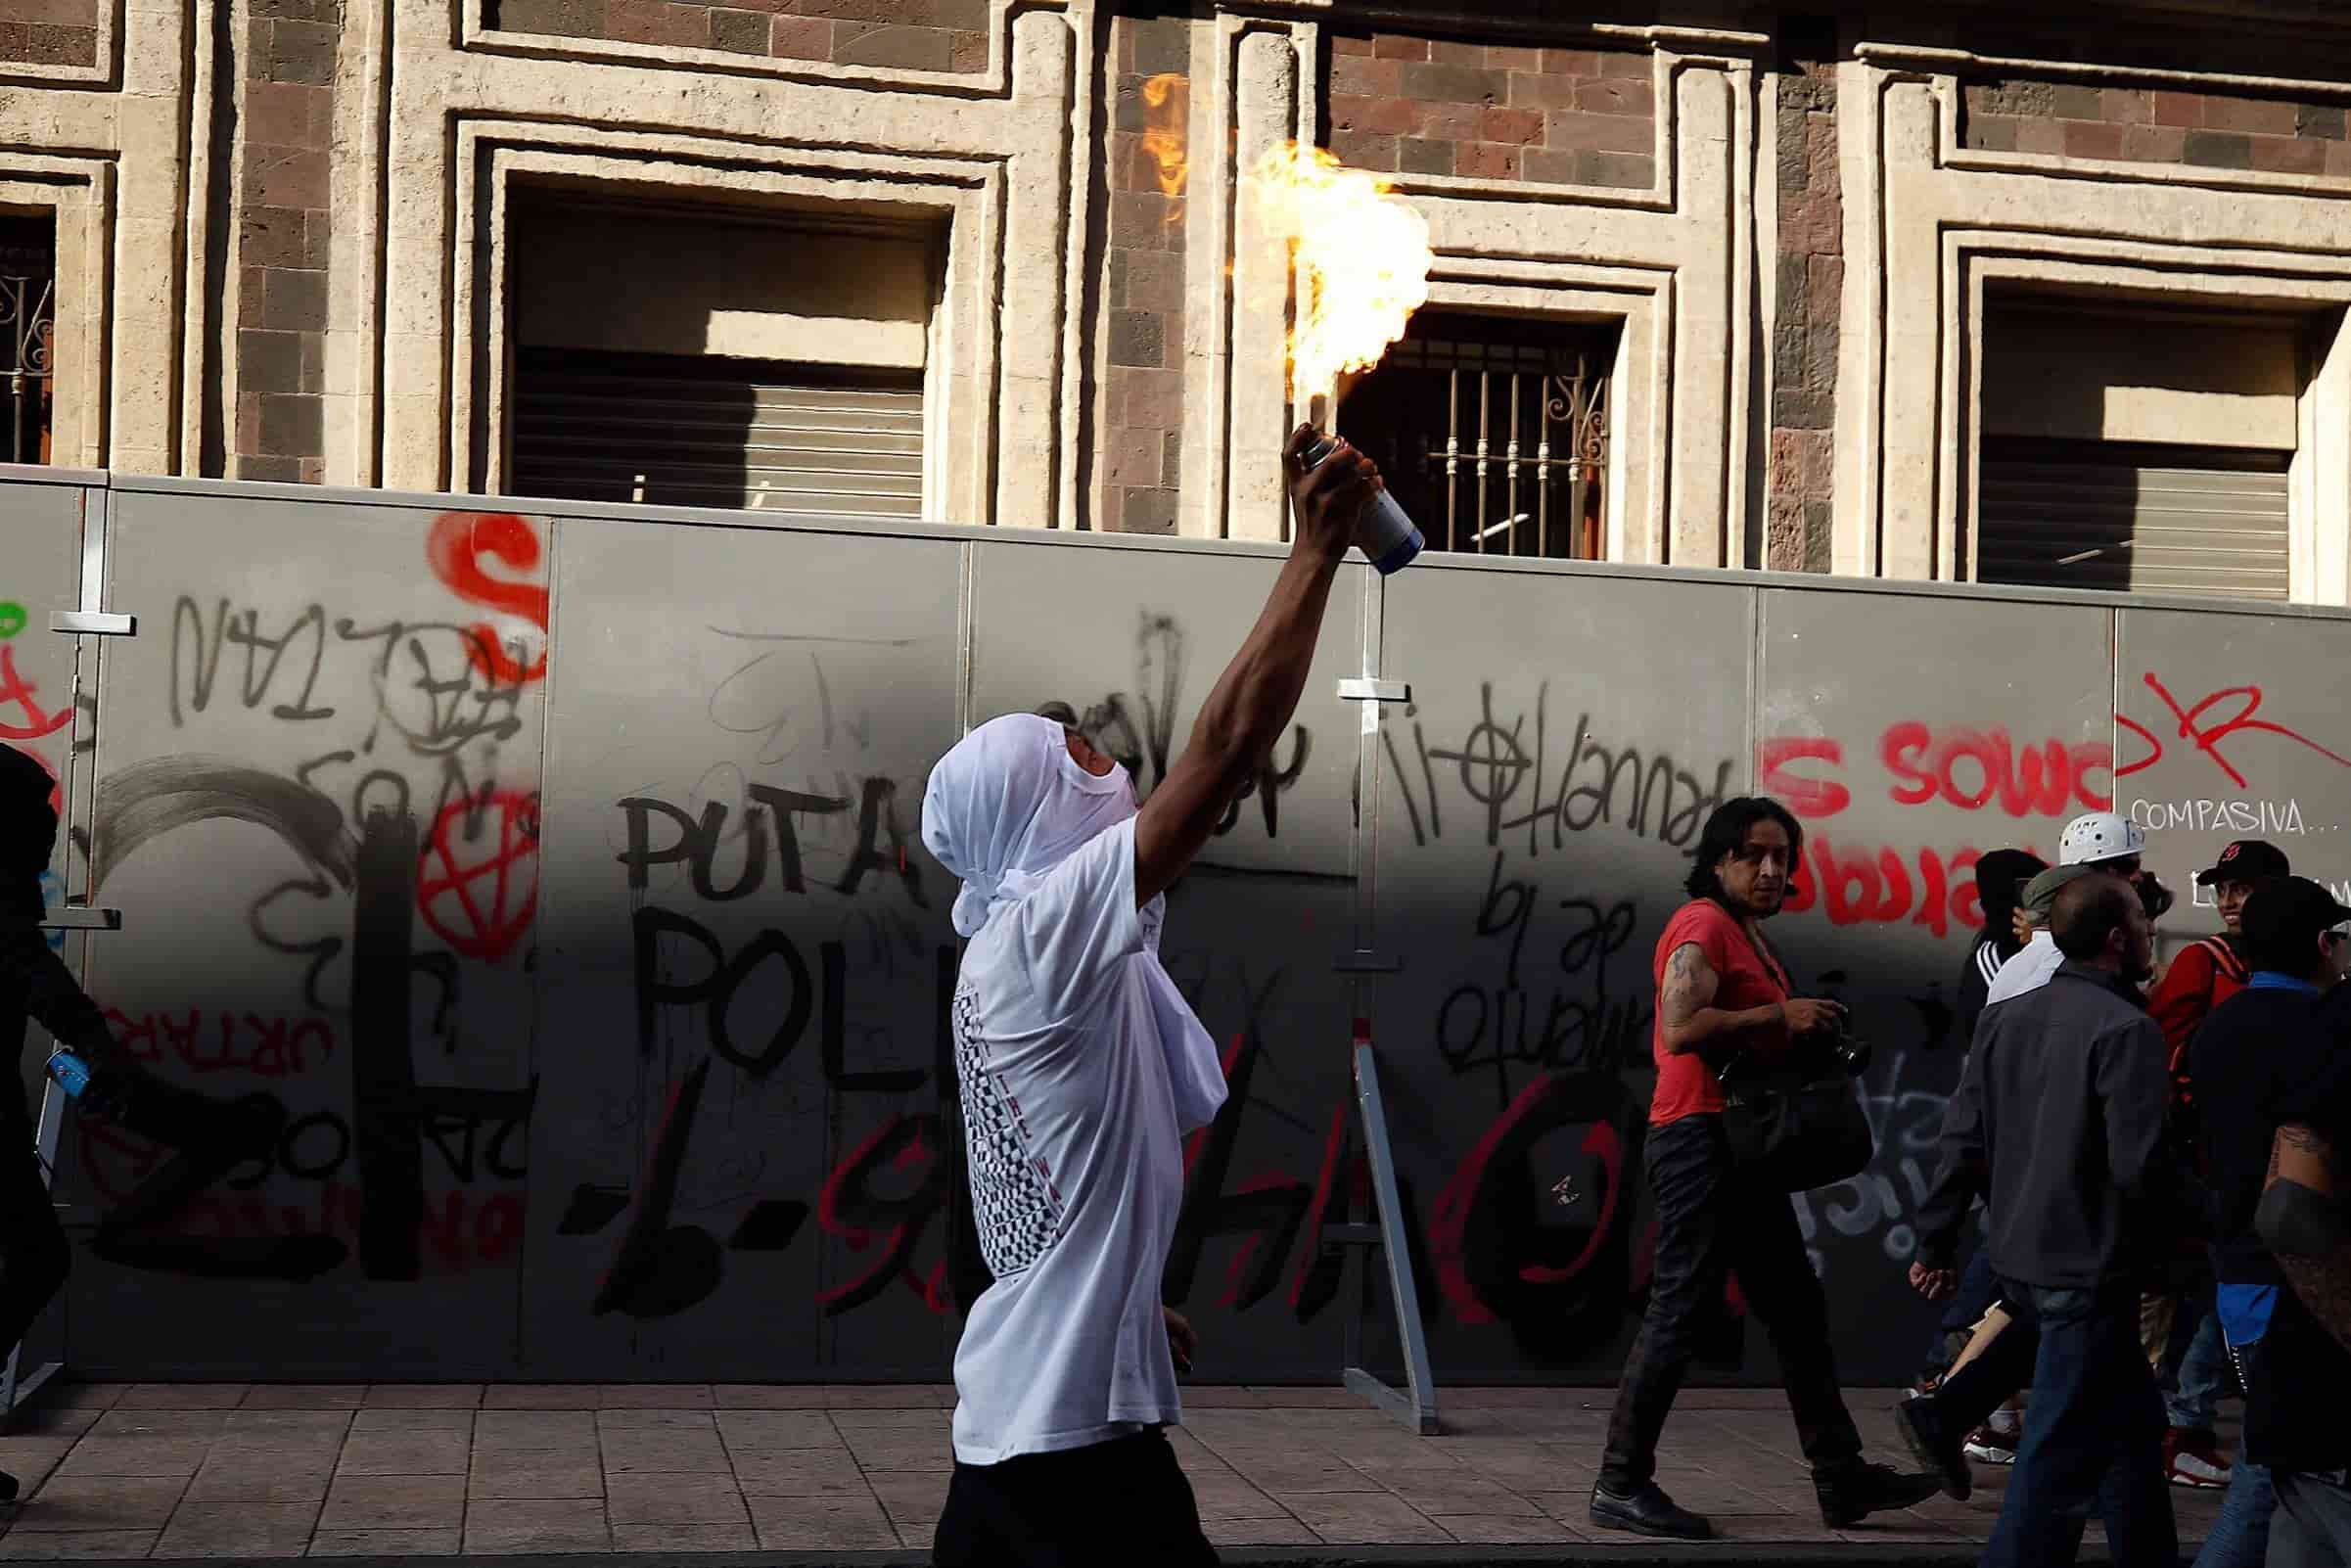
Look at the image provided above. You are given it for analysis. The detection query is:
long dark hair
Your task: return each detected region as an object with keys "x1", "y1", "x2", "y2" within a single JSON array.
[{"x1": 1685, "y1": 796, "x2": 1803, "y2": 904}]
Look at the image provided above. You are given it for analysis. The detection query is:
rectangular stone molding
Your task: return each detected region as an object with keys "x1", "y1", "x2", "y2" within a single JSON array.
[{"x1": 1838, "y1": 50, "x2": 2351, "y2": 602}]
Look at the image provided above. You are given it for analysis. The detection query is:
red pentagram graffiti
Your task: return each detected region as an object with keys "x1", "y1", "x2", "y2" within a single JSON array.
[
  {"x1": 417, "y1": 791, "x2": 540, "y2": 962},
  {"x1": 0, "y1": 645, "x2": 69, "y2": 744}
]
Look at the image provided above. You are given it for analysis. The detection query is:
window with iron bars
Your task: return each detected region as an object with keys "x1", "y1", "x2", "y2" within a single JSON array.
[
  {"x1": 1336, "y1": 312, "x2": 1615, "y2": 559},
  {"x1": 0, "y1": 215, "x2": 56, "y2": 467}
]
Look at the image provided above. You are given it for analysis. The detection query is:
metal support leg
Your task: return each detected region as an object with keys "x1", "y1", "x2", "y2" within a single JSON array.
[{"x1": 1324, "y1": 562, "x2": 1439, "y2": 1435}]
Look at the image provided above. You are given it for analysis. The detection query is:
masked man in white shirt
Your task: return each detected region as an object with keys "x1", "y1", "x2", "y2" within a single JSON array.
[{"x1": 921, "y1": 425, "x2": 1380, "y2": 1567}]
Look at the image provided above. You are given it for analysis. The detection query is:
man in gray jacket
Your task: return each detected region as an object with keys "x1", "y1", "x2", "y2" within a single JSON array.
[{"x1": 1912, "y1": 872, "x2": 2178, "y2": 1568}]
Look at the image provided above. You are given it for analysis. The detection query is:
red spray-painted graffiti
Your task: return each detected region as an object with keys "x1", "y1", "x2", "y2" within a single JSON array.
[
  {"x1": 416, "y1": 790, "x2": 540, "y2": 962},
  {"x1": 106, "y1": 1007, "x2": 337, "y2": 1078},
  {"x1": 2118, "y1": 672, "x2": 2351, "y2": 791},
  {"x1": 425, "y1": 512, "x2": 551, "y2": 688}
]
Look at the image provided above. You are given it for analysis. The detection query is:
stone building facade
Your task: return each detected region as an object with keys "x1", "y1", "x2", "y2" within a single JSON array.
[{"x1": 6, "y1": 0, "x2": 2351, "y2": 601}]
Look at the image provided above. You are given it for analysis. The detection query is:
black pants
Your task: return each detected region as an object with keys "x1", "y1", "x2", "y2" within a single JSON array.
[
  {"x1": 1925, "y1": 1299, "x2": 2039, "y2": 1434},
  {"x1": 0, "y1": 1080, "x2": 69, "y2": 1360},
  {"x1": 1600, "y1": 1114, "x2": 1863, "y2": 1490},
  {"x1": 933, "y1": 1427, "x2": 1217, "y2": 1567},
  {"x1": 2274, "y1": 1471, "x2": 2351, "y2": 1568}
]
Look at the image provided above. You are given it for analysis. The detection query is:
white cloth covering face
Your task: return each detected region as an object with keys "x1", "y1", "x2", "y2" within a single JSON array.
[{"x1": 920, "y1": 715, "x2": 1228, "y2": 1463}]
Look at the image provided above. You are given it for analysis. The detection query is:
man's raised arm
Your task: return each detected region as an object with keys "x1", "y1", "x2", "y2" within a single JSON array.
[{"x1": 1133, "y1": 425, "x2": 1375, "y2": 907}]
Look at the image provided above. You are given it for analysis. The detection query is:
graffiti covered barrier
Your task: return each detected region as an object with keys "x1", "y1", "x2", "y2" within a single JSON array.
[{"x1": 11, "y1": 470, "x2": 2351, "y2": 1384}]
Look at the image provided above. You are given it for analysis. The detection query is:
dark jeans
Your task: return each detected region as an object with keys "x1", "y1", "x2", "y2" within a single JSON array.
[
  {"x1": 933, "y1": 1428, "x2": 1217, "y2": 1567},
  {"x1": 0, "y1": 1081, "x2": 69, "y2": 1360},
  {"x1": 2272, "y1": 1470, "x2": 2351, "y2": 1568},
  {"x1": 1600, "y1": 1114, "x2": 1863, "y2": 1490},
  {"x1": 1983, "y1": 1278, "x2": 2176, "y2": 1568}
]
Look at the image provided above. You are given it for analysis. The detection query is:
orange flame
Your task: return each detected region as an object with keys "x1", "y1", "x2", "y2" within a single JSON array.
[
  {"x1": 1243, "y1": 142, "x2": 1433, "y2": 408},
  {"x1": 1140, "y1": 71, "x2": 1188, "y2": 211}
]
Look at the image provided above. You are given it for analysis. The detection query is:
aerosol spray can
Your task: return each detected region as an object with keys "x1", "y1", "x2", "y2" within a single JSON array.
[
  {"x1": 1299, "y1": 429, "x2": 1423, "y2": 576},
  {"x1": 45, "y1": 1043, "x2": 93, "y2": 1099}
]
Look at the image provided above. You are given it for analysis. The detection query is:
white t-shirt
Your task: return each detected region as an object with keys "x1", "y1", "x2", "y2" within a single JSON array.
[
  {"x1": 1984, "y1": 930, "x2": 2063, "y2": 1007},
  {"x1": 947, "y1": 814, "x2": 1187, "y2": 1464}
]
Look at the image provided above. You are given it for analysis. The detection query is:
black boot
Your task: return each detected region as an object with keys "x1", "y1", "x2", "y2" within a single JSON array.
[
  {"x1": 1896, "y1": 1396, "x2": 1970, "y2": 1501},
  {"x1": 0, "y1": 1469, "x2": 19, "y2": 1503},
  {"x1": 1590, "y1": 1480, "x2": 1710, "y2": 1540},
  {"x1": 1815, "y1": 1460, "x2": 1944, "y2": 1527}
]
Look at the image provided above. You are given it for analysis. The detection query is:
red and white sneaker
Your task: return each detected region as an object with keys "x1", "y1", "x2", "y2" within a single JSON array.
[
  {"x1": 1962, "y1": 1424, "x2": 2019, "y2": 1465},
  {"x1": 2164, "y1": 1428, "x2": 2232, "y2": 1489}
]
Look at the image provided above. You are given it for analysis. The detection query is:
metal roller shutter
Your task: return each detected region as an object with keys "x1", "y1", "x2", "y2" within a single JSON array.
[
  {"x1": 1976, "y1": 439, "x2": 2290, "y2": 602},
  {"x1": 508, "y1": 347, "x2": 922, "y2": 518}
]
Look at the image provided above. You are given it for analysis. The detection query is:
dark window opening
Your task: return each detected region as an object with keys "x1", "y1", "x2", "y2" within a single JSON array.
[
  {"x1": 0, "y1": 214, "x2": 57, "y2": 467},
  {"x1": 1337, "y1": 312, "x2": 1615, "y2": 559}
]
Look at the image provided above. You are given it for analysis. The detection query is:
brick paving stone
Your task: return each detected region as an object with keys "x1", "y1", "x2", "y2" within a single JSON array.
[
  {"x1": 12, "y1": 1406, "x2": 103, "y2": 1440},
  {"x1": 1435, "y1": 1511, "x2": 1584, "y2": 1543},
  {"x1": 822, "y1": 1385, "x2": 946, "y2": 1407},
  {"x1": 219, "y1": 1407, "x2": 352, "y2": 1442},
  {"x1": 715, "y1": 1410, "x2": 840, "y2": 1449},
  {"x1": 306, "y1": 1524, "x2": 461, "y2": 1554},
  {"x1": 729, "y1": 1447, "x2": 871, "y2": 1497},
  {"x1": 1196, "y1": 1449, "x2": 1384, "y2": 1493},
  {"x1": 1204, "y1": 1513, "x2": 1318, "y2": 1544},
  {"x1": 829, "y1": 1407, "x2": 947, "y2": 1428},
  {"x1": 0, "y1": 1527, "x2": 163, "y2": 1557},
  {"x1": 612, "y1": 1520, "x2": 758, "y2": 1550},
  {"x1": 42, "y1": 1383, "x2": 129, "y2": 1410},
  {"x1": 597, "y1": 1383, "x2": 714, "y2": 1408},
  {"x1": 596, "y1": 1407, "x2": 717, "y2": 1430},
  {"x1": 1275, "y1": 1489, "x2": 1454, "y2": 1543},
  {"x1": 350, "y1": 1407, "x2": 477, "y2": 1432},
  {"x1": 747, "y1": 1493, "x2": 899, "y2": 1550},
  {"x1": 153, "y1": 1499, "x2": 319, "y2": 1556},
  {"x1": 115, "y1": 1382, "x2": 249, "y2": 1409},
  {"x1": 865, "y1": 1469, "x2": 949, "y2": 1538},
  {"x1": 182, "y1": 1448, "x2": 336, "y2": 1502},
  {"x1": 605, "y1": 1470, "x2": 749, "y2": 1524},
  {"x1": 88, "y1": 1407, "x2": 232, "y2": 1439},
  {"x1": 318, "y1": 1471, "x2": 465, "y2": 1529},
  {"x1": 1186, "y1": 1476, "x2": 1297, "y2": 1520},
  {"x1": 592, "y1": 1382, "x2": 710, "y2": 1410},
  {"x1": 364, "y1": 1383, "x2": 484, "y2": 1408},
  {"x1": 461, "y1": 1496, "x2": 613, "y2": 1553},
  {"x1": 237, "y1": 1382, "x2": 366, "y2": 1408},
  {"x1": 599, "y1": 1424, "x2": 730, "y2": 1472},
  {"x1": 0, "y1": 1436, "x2": 73, "y2": 1493},
  {"x1": 711, "y1": 1384, "x2": 830, "y2": 1408},
  {"x1": 469, "y1": 1448, "x2": 605, "y2": 1499},
  {"x1": 20, "y1": 1473, "x2": 188, "y2": 1529},
  {"x1": 838, "y1": 1435, "x2": 951, "y2": 1473},
  {"x1": 50, "y1": 1436, "x2": 210, "y2": 1477},
  {"x1": 1379, "y1": 1468, "x2": 1546, "y2": 1514},
  {"x1": 337, "y1": 1427, "x2": 472, "y2": 1475},
  {"x1": 481, "y1": 1384, "x2": 603, "y2": 1408},
  {"x1": 476, "y1": 1408, "x2": 599, "y2": 1448}
]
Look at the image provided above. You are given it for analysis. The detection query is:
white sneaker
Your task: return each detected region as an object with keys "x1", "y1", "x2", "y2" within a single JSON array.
[{"x1": 1962, "y1": 1424, "x2": 2019, "y2": 1465}]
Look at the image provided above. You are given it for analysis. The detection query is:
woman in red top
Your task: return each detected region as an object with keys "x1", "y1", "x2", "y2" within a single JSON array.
[{"x1": 1591, "y1": 797, "x2": 1939, "y2": 1541}]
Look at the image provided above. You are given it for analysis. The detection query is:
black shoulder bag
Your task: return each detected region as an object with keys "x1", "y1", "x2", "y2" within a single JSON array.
[{"x1": 1711, "y1": 923, "x2": 1875, "y2": 1193}]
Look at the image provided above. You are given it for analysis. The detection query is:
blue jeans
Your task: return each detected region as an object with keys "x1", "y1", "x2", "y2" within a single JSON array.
[
  {"x1": 2165, "y1": 1305, "x2": 2229, "y2": 1430},
  {"x1": 1984, "y1": 1278, "x2": 2178, "y2": 1568},
  {"x1": 2190, "y1": 1337, "x2": 2275, "y2": 1568}
]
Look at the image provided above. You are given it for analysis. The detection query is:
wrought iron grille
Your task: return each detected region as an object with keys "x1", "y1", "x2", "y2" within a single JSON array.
[
  {"x1": 1338, "y1": 315, "x2": 1613, "y2": 559},
  {"x1": 2, "y1": 222, "x2": 57, "y2": 467}
]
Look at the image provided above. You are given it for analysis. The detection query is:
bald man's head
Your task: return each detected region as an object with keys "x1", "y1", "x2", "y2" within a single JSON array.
[{"x1": 2052, "y1": 872, "x2": 2153, "y2": 983}]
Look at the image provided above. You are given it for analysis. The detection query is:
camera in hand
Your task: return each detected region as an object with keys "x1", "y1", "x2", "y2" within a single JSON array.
[{"x1": 1703, "y1": 997, "x2": 1870, "y2": 1099}]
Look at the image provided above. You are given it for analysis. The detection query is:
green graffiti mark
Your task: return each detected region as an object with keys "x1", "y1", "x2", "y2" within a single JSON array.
[{"x1": 0, "y1": 602, "x2": 23, "y2": 640}]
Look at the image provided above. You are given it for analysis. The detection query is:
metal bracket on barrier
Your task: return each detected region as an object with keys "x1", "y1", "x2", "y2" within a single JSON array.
[
  {"x1": 39, "y1": 905, "x2": 121, "y2": 932},
  {"x1": 1336, "y1": 677, "x2": 1408, "y2": 703},
  {"x1": 50, "y1": 610, "x2": 134, "y2": 636},
  {"x1": 1334, "y1": 950, "x2": 1401, "y2": 974}
]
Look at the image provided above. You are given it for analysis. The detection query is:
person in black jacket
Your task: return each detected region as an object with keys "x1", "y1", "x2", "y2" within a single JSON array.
[
  {"x1": 0, "y1": 745, "x2": 123, "y2": 1499},
  {"x1": 1957, "y1": 850, "x2": 2051, "y2": 1044},
  {"x1": 2188, "y1": 876, "x2": 2351, "y2": 1568},
  {"x1": 1908, "y1": 872, "x2": 2178, "y2": 1568}
]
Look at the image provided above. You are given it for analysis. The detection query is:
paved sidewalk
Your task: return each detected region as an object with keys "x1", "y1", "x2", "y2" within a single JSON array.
[{"x1": 0, "y1": 1382, "x2": 2221, "y2": 1560}]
